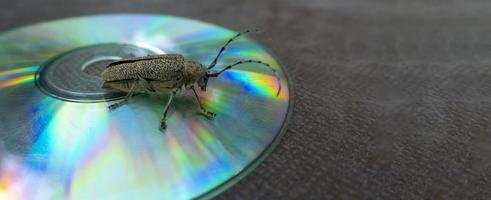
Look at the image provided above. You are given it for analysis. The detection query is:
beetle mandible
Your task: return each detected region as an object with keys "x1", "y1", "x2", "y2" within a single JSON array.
[{"x1": 101, "y1": 30, "x2": 281, "y2": 131}]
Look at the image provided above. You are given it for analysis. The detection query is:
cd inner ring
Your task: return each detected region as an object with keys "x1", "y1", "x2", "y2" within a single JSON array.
[
  {"x1": 35, "y1": 43, "x2": 158, "y2": 102},
  {"x1": 81, "y1": 56, "x2": 122, "y2": 76}
]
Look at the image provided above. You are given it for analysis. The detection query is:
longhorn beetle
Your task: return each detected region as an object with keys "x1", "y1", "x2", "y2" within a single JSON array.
[{"x1": 101, "y1": 30, "x2": 281, "y2": 131}]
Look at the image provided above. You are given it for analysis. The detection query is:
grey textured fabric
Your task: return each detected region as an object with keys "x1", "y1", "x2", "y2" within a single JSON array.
[{"x1": 2, "y1": 0, "x2": 491, "y2": 199}]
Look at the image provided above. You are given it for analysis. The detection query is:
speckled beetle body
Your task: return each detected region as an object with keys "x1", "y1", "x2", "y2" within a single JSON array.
[{"x1": 101, "y1": 30, "x2": 281, "y2": 131}]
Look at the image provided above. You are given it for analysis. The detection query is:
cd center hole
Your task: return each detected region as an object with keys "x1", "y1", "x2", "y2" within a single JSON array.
[{"x1": 82, "y1": 58, "x2": 120, "y2": 77}]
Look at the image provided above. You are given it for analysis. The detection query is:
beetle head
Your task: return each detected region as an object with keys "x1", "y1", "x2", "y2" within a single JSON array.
[
  {"x1": 185, "y1": 60, "x2": 210, "y2": 91},
  {"x1": 197, "y1": 75, "x2": 209, "y2": 91}
]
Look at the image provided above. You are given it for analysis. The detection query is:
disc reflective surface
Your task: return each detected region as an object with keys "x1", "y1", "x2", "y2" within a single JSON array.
[{"x1": 0, "y1": 14, "x2": 291, "y2": 200}]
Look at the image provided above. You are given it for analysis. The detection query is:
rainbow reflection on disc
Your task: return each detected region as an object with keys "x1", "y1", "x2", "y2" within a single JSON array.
[{"x1": 0, "y1": 14, "x2": 291, "y2": 199}]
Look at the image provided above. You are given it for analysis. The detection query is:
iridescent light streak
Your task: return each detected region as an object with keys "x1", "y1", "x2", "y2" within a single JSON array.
[
  {"x1": 0, "y1": 66, "x2": 38, "y2": 76},
  {"x1": 68, "y1": 125, "x2": 137, "y2": 200},
  {"x1": 0, "y1": 75, "x2": 35, "y2": 89},
  {"x1": 0, "y1": 66, "x2": 38, "y2": 89},
  {"x1": 0, "y1": 160, "x2": 23, "y2": 200},
  {"x1": 221, "y1": 70, "x2": 288, "y2": 100},
  {"x1": 158, "y1": 114, "x2": 240, "y2": 199},
  {"x1": 23, "y1": 99, "x2": 111, "y2": 199}
]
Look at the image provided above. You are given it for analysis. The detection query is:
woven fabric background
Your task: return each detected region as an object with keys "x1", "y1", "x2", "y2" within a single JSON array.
[{"x1": 2, "y1": 0, "x2": 491, "y2": 199}]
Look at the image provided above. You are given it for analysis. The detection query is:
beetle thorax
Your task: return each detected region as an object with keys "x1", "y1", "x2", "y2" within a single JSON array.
[{"x1": 184, "y1": 60, "x2": 208, "y2": 86}]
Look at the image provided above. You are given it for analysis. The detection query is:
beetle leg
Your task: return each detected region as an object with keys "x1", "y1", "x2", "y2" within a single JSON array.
[
  {"x1": 108, "y1": 82, "x2": 137, "y2": 111},
  {"x1": 191, "y1": 86, "x2": 216, "y2": 119},
  {"x1": 160, "y1": 90, "x2": 177, "y2": 130},
  {"x1": 137, "y1": 75, "x2": 156, "y2": 93}
]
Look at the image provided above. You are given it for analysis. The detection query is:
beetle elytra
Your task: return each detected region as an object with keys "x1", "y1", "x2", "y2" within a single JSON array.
[{"x1": 101, "y1": 30, "x2": 281, "y2": 131}]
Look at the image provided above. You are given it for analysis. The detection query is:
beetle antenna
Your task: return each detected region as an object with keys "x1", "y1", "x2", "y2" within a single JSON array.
[
  {"x1": 208, "y1": 60, "x2": 282, "y2": 96},
  {"x1": 208, "y1": 30, "x2": 251, "y2": 70}
]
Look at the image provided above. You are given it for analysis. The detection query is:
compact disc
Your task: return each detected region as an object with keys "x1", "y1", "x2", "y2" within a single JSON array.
[{"x1": 0, "y1": 14, "x2": 291, "y2": 199}]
